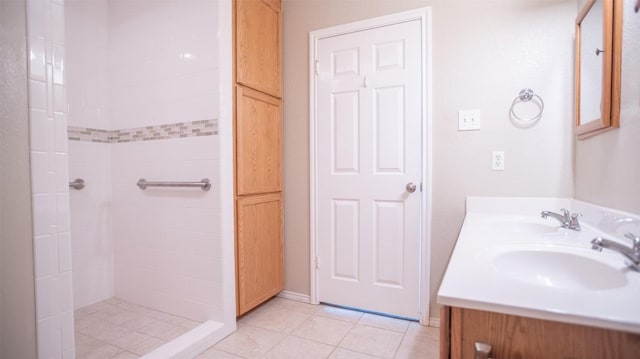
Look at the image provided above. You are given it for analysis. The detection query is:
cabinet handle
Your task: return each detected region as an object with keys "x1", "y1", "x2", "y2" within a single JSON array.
[{"x1": 474, "y1": 342, "x2": 493, "y2": 359}]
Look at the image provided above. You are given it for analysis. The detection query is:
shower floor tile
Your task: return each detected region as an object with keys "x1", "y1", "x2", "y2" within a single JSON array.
[{"x1": 74, "y1": 297, "x2": 203, "y2": 359}]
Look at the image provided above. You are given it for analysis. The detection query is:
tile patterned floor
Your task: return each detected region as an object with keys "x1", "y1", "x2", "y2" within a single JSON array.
[
  {"x1": 198, "y1": 298, "x2": 439, "y2": 359},
  {"x1": 74, "y1": 297, "x2": 203, "y2": 358}
]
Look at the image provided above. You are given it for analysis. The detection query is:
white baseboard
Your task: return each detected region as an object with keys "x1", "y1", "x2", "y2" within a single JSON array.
[
  {"x1": 428, "y1": 317, "x2": 440, "y2": 328},
  {"x1": 277, "y1": 290, "x2": 311, "y2": 304}
]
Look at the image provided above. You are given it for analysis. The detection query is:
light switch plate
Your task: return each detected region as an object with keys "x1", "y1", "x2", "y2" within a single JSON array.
[{"x1": 458, "y1": 109, "x2": 481, "y2": 131}]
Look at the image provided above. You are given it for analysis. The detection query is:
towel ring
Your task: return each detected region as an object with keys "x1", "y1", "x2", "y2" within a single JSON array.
[{"x1": 509, "y1": 88, "x2": 544, "y2": 128}]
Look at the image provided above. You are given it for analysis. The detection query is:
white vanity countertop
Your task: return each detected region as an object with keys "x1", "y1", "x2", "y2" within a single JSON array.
[{"x1": 437, "y1": 197, "x2": 640, "y2": 334}]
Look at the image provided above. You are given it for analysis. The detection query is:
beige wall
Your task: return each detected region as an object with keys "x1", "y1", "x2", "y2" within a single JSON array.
[
  {"x1": 0, "y1": 0, "x2": 38, "y2": 357},
  {"x1": 282, "y1": 0, "x2": 576, "y2": 318},
  {"x1": 574, "y1": 0, "x2": 640, "y2": 214}
]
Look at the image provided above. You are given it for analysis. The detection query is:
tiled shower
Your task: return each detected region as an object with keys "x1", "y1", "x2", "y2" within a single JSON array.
[{"x1": 26, "y1": 0, "x2": 236, "y2": 357}]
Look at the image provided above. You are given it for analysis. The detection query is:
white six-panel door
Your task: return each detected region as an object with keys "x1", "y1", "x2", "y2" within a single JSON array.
[{"x1": 316, "y1": 19, "x2": 422, "y2": 319}]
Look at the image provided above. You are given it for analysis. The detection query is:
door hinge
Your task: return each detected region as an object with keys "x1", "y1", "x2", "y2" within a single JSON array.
[
  {"x1": 315, "y1": 256, "x2": 320, "y2": 269},
  {"x1": 420, "y1": 182, "x2": 423, "y2": 192},
  {"x1": 314, "y1": 60, "x2": 319, "y2": 75}
]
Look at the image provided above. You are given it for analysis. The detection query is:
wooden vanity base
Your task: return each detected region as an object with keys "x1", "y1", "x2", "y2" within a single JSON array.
[{"x1": 441, "y1": 306, "x2": 640, "y2": 359}]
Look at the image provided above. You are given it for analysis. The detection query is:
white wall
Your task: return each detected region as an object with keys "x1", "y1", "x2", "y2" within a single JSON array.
[
  {"x1": 428, "y1": 0, "x2": 575, "y2": 318},
  {"x1": 66, "y1": 0, "x2": 110, "y2": 130},
  {"x1": 111, "y1": 137, "x2": 224, "y2": 321},
  {"x1": 65, "y1": 0, "x2": 225, "y2": 321},
  {"x1": 282, "y1": 0, "x2": 575, "y2": 319},
  {"x1": 108, "y1": 0, "x2": 223, "y2": 322},
  {"x1": 1, "y1": 0, "x2": 38, "y2": 356},
  {"x1": 574, "y1": 0, "x2": 640, "y2": 214},
  {"x1": 108, "y1": 0, "x2": 219, "y2": 129},
  {"x1": 68, "y1": 141, "x2": 114, "y2": 309},
  {"x1": 66, "y1": 0, "x2": 114, "y2": 309},
  {"x1": 26, "y1": 0, "x2": 235, "y2": 356},
  {"x1": 26, "y1": 0, "x2": 76, "y2": 357}
]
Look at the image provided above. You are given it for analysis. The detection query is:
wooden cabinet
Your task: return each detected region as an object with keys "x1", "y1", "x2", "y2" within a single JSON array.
[
  {"x1": 234, "y1": 0, "x2": 283, "y2": 315},
  {"x1": 236, "y1": 194, "x2": 283, "y2": 315},
  {"x1": 441, "y1": 306, "x2": 640, "y2": 359},
  {"x1": 236, "y1": 0, "x2": 281, "y2": 98},
  {"x1": 236, "y1": 86, "x2": 282, "y2": 195}
]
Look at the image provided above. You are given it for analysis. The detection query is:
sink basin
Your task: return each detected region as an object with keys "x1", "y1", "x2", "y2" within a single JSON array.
[
  {"x1": 494, "y1": 249, "x2": 628, "y2": 290},
  {"x1": 491, "y1": 222, "x2": 558, "y2": 234}
]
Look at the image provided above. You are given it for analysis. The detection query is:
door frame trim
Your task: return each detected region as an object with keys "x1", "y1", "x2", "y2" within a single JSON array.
[{"x1": 308, "y1": 7, "x2": 433, "y2": 324}]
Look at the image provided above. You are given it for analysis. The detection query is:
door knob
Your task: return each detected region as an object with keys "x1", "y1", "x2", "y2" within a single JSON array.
[{"x1": 406, "y1": 182, "x2": 417, "y2": 193}]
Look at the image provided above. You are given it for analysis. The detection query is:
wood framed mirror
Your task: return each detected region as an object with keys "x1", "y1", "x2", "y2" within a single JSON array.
[{"x1": 574, "y1": 0, "x2": 622, "y2": 140}]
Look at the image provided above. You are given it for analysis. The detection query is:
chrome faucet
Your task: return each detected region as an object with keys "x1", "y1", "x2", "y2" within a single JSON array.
[
  {"x1": 591, "y1": 233, "x2": 640, "y2": 271},
  {"x1": 541, "y1": 208, "x2": 582, "y2": 230},
  {"x1": 568, "y1": 213, "x2": 582, "y2": 231},
  {"x1": 541, "y1": 208, "x2": 570, "y2": 225}
]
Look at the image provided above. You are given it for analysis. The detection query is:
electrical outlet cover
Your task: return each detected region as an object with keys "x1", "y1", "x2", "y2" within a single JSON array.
[{"x1": 492, "y1": 151, "x2": 505, "y2": 171}]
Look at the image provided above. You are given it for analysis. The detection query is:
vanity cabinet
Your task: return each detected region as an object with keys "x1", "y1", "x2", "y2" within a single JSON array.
[
  {"x1": 441, "y1": 306, "x2": 640, "y2": 359},
  {"x1": 234, "y1": 0, "x2": 283, "y2": 315}
]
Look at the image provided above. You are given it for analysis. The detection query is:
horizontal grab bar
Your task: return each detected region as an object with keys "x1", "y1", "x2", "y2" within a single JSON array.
[
  {"x1": 137, "y1": 178, "x2": 211, "y2": 191},
  {"x1": 69, "y1": 178, "x2": 85, "y2": 190}
]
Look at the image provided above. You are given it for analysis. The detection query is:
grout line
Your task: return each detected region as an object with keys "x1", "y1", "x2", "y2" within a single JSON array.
[
  {"x1": 206, "y1": 298, "x2": 437, "y2": 359},
  {"x1": 391, "y1": 333, "x2": 407, "y2": 359},
  {"x1": 325, "y1": 346, "x2": 338, "y2": 359},
  {"x1": 74, "y1": 297, "x2": 205, "y2": 358},
  {"x1": 333, "y1": 325, "x2": 349, "y2": 353}
]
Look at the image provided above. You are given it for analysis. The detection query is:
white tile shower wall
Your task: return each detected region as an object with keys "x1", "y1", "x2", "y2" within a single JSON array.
[
  {"x1": 107, "y1": 0, "x2": 224, "y2": 323},
  {"x1": 65, "y1": 0, "x2": 113, "y2": 310},
  {"x1": 108, "y1": 0, "x2": 220, "y2": 129},
  {"x1": 215, "y1": 0, "x2": 236, "y2": 332},
  {"x1": 26, "y1": 0, "x2": 76, "y2": 358},
  {"x1": 65, "y1": 0, "x2": 109, "y2": 129},
  {"x1": 111, "y1": 136, "x2": 224, "y2": 322},
  {"x1": 68, "y1": 141, "x2": 113, "y2": 309}
]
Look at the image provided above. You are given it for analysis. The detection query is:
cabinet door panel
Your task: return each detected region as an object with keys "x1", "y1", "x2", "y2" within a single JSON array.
[
  {"x1": 236, "y1": 86, "x2": 282, "y2": 195},
  {"x1": 236, "y1": 0, "x2": 281, "y2": 98},
  {"x1": 236, "y1": 193, "x2": 283, "y2": 315},
  {"x1": 449, "y1": 307, "x2": 640, "y2": 359}
]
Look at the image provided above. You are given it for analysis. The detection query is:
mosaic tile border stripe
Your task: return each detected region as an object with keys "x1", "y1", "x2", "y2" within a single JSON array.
[{"x1": 68, "y1": 119, "x2": 218, "y2": 143}]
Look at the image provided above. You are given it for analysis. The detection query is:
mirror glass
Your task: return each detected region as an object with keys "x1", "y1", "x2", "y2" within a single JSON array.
[{"x1": 578, "y1": 0, "x2": 603, "y2": 125}]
